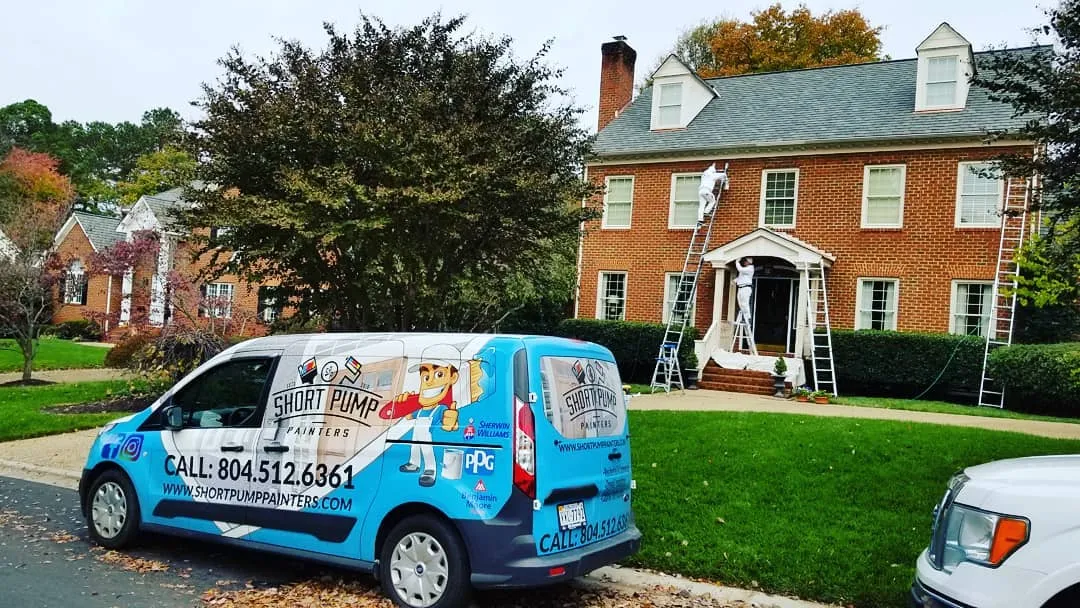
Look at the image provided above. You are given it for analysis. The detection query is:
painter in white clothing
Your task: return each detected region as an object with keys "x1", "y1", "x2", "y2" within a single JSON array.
[
  {"x1": 735, "y1": 257, "x2": 754, "y2": 322},
  {"x1": 696, "y1": 163, "x2": 726, "y2": 223}
]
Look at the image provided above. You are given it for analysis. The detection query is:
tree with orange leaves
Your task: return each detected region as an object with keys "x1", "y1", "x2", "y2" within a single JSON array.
[
  {"x1": 0, "y1": 147, "x2": 75, "y2": 383},
  {"x1": 650, "y1": 4, "x2": 884, "y2": 80}
]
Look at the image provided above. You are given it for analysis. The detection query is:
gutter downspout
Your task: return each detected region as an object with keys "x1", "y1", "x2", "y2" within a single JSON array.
[{"x1": 573, "y1": 166, "x2": 588, "y2": 319}]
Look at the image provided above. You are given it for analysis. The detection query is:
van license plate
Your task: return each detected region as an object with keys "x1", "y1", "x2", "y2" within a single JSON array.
[{"x1": 557, "y1": 502, "x2": 587, "y2": 531}]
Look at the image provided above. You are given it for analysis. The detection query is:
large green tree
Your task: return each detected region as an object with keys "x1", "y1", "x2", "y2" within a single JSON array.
[
  {"x1": 973, "y1": 0, "x2": 1080, "y2": 309},
  {"x1": 183, "y1": 15, "x2": 596, "y2": 331}
]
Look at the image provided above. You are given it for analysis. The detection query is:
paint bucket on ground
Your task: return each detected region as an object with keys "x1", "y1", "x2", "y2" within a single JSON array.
[{"x1": 442, "y1": 449, "x2": 463, "y2": 480}]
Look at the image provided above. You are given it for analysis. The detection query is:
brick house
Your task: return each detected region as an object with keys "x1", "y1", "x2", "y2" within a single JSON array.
[
  {"x1": 579, "y1": 24, "x2": 1037, "y2": 389},
  {"x1": 52, "y1": 186, "x2": 279, "y2": 337}
]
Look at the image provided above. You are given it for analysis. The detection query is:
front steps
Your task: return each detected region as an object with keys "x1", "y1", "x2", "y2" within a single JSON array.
[{"x1": 696, "y1": 360, "x2": 790, "y2": 396}]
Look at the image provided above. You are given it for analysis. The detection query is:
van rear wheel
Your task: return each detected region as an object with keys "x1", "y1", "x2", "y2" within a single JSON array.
[{"x1": 379, "y1": 514, "x2": 471, "y2": 608}]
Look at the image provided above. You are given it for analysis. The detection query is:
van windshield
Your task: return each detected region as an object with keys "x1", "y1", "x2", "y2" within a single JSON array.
[{"x1": 539, "y1": 356, "x2": 626, "y2": 439}]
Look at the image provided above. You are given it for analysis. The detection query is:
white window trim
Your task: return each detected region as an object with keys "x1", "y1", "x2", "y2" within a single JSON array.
[
  {"x1": 601, "y1": 175, "x2": 634, "y2": 230},
  {"x1": 861, "y1": 164, "x2": 907, "y2": 229},
  {"x1": 668, "y1": 173, "x2": 700, "y2": 230},
  {"x1": 662, "y1": 272, "x2": 697, "y2": 326},
  {"x1": 854, "y1": 277, "x2": 899, "y2": 331},
  {"x1": 203, "y1": 282, "x2": 235, "y2": 319},
  {"x1": 595, "y1": 271, "x2": 628, "y2": 321},
  {"x1": 63, "y1": 261, "x2": 86, "y2": 305},
  {"x1": 758, "y1": 168, "x2": 799, "y2": 229},
  {"x1": 949, "y1": 280, "x2": 994, "y2": 336},
  {"x1": 656, "y1": 82, "x2": 683, "y2": 128},
  {"x1": 924, "y1": 55, "x2": 960, "y2": 108},
  {"x1": 954, "y1": 162, "x2": 1004, "y2": 228}
]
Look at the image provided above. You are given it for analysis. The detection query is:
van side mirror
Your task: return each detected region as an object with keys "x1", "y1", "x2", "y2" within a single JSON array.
[{"x1": 162, "y1": 405, "x2": 184, "y2": 431}]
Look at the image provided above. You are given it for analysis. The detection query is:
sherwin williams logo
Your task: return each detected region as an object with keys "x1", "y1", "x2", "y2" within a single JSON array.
[{"x1": 100, "y1": 433, "x2": 144, "y2": 462}]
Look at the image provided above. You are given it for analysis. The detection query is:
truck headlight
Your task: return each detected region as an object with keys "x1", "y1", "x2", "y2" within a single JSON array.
[{"x1": 941, "y1": 504, "x2": 1029, "y2": 572}]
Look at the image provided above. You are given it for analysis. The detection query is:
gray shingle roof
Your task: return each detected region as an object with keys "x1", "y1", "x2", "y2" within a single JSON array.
[
  {"x1": 593, "y1": 48, "x2": 1043, "y2": 159},
  {"x1": 72, "y1": 211, "x2": 123, "y2": 251},
  {"x1": 139, "y1": 182, "x2": 202, "y2": 230}
]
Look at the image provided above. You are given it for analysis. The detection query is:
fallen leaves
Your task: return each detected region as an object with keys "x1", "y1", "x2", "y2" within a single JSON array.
[
  {"x1": 200, "y1": 578, "x2": 393, "y2": 608},
  {"x1": 50, "y1": 531, "x2": 78, "y2": 544},
  {"x1": 95, "y1": 550, "x2": 169, "y2": 573}
]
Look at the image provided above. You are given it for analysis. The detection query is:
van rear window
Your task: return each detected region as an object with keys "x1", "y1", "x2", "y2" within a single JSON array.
[{"x1": 539, "y1": 357, "x2": 625, "y2": 439}]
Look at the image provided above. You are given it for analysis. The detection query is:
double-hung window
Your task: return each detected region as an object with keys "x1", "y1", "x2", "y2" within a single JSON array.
[
  {"x1": 862, "y1": 165, "x2": 906, "y2": 228},
  {"x1": 602, "y1": 176, "x2": 634, "y2": 228},
  {"x1": 956, "y1": 162, "x2": 1003, "y2": 227},
  {"x1": 663, "y1": 272, "x2": 696, "y2": 325},
  {"x1": 856, "y1": 278, "x2": 898, "y2": 330},
  {"x1": 597, "y1": 272, "x2": 627, "y2": 321},
  {"x1": 760, "y1": 169, "x2": 798, "y2": 228},
  {"x1": 951, "y1": 281, "x2": 993, "y2": 337},
  {"x1": 669, "y1": 174, "x2": 700, "y2": 228}
]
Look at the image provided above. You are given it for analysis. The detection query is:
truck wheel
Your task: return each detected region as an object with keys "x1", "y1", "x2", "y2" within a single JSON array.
[
  {"x1": 86, "y1": 470, "x2": 141, "y2": 549},
  {"x1": 379, "y1": 514, "x2": 471, "y2": 608},
  {"x1": 1044, "y1": 585, "x2": 1080, "y2": 608}
]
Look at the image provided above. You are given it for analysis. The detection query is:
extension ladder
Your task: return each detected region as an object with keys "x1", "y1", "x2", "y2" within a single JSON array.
[
  {"x1": 978, "y1": 177, "x2": 1032, "y2": 408},
  {"x1": 805, "y1": 261, "x2": 838, "y2": 396},
  {"x1": 651, "y1": 164, "x2": 730, "y2": 393}
]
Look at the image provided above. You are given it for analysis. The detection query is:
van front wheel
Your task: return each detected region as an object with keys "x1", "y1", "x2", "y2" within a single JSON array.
[
  {"x1": 379, "y1": 514, "x2": 471, "y2": 608},
  {"x1": 86, "y1": 470, "x2": 141, "y2": 549}
]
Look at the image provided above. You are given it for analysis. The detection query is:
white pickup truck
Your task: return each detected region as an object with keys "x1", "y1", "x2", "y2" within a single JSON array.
[{"x1": 912, "y1": 456, "x2": 1080, "y2": 608}]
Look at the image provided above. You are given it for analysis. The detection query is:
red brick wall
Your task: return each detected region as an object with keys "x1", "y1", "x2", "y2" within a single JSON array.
[
  {"x1": 579, "y1": 145, "x2": 1028, "y2": 333},
  {"x1": 52, "y1": 225, "x2": 121, "y2": 330}
]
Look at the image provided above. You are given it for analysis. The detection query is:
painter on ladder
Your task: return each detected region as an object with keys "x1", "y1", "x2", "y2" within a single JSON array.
[
  {"x1": 696, "y1": 163, "x2": 725, "y2": 223},
  {"x1": 735, "y1": 257, "x2": 754, "y2": 322}
]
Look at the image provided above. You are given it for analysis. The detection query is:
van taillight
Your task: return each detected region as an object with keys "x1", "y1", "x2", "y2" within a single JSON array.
[{"x1": 513, "y1": 396, "x2": 536, "y2": 499}]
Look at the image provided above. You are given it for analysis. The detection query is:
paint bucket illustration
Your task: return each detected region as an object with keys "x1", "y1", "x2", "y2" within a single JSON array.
[{"x1": 442, "y1": 449, "x2": 463, "y2": 480}]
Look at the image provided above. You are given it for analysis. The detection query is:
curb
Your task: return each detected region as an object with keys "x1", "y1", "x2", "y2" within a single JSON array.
[
  {"x1": 579, "y1": 566, "x2": 836, "y2": 608},
  {"x1": 0, "y1": 458, "x2": 80, "y2": 482}
]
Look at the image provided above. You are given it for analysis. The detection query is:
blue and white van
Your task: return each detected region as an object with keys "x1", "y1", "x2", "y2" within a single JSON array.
[{"x1": 79, "y1": 333, "x2": 640, "y2": 608}]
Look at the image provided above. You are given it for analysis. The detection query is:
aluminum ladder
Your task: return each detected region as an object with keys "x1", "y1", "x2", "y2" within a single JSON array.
[
  {"x1": 730, "y1": 309, "x2": 758, "y2": 355},
  {"x1": 978, "y1": 177, "x2": 1031, "y2": 408},
  {"x1": 651, "y1": 164, "x2": 730, "y2": 393},
  {"x1": 805, "y1": 261, "x2": 838, "y2": 396}
]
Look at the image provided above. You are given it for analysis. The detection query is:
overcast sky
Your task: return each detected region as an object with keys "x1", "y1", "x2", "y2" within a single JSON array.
[{"x1": 0, "y1": 0, "x2": 1048, "y2": 131}]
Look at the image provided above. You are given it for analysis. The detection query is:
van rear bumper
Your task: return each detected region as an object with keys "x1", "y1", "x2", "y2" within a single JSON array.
[{"x1": 470, "y1": 526, "x2": 642, "y2": 589}]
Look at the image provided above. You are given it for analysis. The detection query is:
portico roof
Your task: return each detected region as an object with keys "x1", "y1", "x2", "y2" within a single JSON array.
[{"x1": 703, "y1": 228, "x2": 835, "y2": 267}]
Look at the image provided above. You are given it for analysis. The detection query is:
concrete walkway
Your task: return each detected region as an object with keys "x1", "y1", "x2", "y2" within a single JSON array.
[
  {"x1": 631, "y1": 390, "x2": 1080, "y2": 440},
  {"x1": 0, "y1": 367, "x2": 128, "y2": 385}
]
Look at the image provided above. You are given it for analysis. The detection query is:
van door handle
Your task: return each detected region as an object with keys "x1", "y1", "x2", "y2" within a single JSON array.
[
  {"x1": 263, "y1": 444, "x2": 289, "y2": 453},
  {"x1": 220, "y1": 444, "x2": 244, "y2": 453},
  {"x1": 608, "y1": 451, "x2": 623, "y2": 461}
]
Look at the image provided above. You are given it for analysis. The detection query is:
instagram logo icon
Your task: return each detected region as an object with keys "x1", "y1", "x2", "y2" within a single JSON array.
[{"x1": 118, "y1": 434, "x2": 144, "y2": 462}]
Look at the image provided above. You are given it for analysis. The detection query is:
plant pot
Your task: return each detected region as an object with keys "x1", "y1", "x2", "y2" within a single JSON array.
[
  {"x1": 685, "y1": 368, "x2": 699, "y2": 390},
  {"x1": 814, "y1": 396, "x2": 830, "y2": 404},
  {"x1": 795, "y1": 395, "x2": 809, "y2": 402},
  {"x1": 771, "y1": 374, "x2": 786, "y2": 398}
]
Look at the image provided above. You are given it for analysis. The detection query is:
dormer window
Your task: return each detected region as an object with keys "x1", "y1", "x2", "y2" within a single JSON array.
[
  {"x1": 914, "y1": 23, "x2": 973, "y2": 112},
  {"x1": 926, "y1": 55, "x2": 959, "y2": 107},
  {"x1": 657, "y1": 83, "x2": 683, "y2": 128}
]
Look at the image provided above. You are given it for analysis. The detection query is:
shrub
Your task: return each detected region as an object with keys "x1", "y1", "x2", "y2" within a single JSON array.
[
  {"x1": 553, "y1": 319, "x2": 697, "y2": 384},
  {"x1": 104, "y1": 333, "x2": 153, "y2": 369},
  {"x1": 43, "y1": 319, "x2": 103, "y2": 341},
  {"x1": 831, "y1": 330, "x2": 984, "y2": 399},
  {"x1": 139, "y1": 325, "x2": 227, "y2": 381},
  {"x1": 989, "y1": 342, "x2": 1080, "y2": 414}
]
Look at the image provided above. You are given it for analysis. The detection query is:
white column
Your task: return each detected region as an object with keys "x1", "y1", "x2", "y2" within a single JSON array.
[
  {"x1": 149, "y1": 237, "x2": 170, "y2": 327},
  {"x1": 119, "y1": 269, "x2": 133, "y2": 325},
  {"x1": 795, "y1": 265, "x2": 809, "y2": 358},
  {"x1": 712, "y1": 267, "x2": 726, "y2": 327}
]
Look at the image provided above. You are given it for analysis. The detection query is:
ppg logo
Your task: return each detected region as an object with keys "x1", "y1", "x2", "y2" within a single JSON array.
[{"x1": 463, "y1": 449, "x2": 495, "y2": 476}]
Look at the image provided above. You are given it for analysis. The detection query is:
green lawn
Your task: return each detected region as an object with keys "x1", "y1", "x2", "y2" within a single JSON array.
[
  {"x1": 835, "y1": 395, "x2": 1080, "y2": 425},
  {"x1": 0, "y1": 380, "x2": 141, "y2": 442},
  {"x1": 0, "y1": 338, "x2": 108, "y2": 373},
  {"x1": 627, "y1": 410, "x2": 1080, "y2": 607}
]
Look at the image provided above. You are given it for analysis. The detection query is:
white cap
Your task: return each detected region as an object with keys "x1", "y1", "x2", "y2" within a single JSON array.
[{"x1": 407, "y1": 343, "x2": 462, "y2": 372}]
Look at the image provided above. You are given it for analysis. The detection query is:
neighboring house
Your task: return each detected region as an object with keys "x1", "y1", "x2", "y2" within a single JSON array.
[
  {"x1": 580, "y1": 24, "x2": 1039, "y2": 381},
  {"x1": 52, "y1": 186, "x2": 281, "y2": 337}
]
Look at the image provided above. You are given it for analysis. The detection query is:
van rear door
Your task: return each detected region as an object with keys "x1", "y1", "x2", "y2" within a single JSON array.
[{"x1": 528, "y1": 348, "x2": 632, "y2": 557}]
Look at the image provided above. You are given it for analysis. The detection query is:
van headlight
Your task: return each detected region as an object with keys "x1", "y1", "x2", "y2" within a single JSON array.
[
  {"x1": 941, "y1": 504, "x2": 1029, "y2": 572},
  {"x1": 97, "y1": 422, "x2": 118, "y2": 437}
]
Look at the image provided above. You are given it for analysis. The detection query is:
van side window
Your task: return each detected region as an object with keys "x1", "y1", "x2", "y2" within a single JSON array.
[
  {"x1": 538, "y1": 357, "x2": 626, "y2": 439},
  {"x1": 171, "y1": 358, "x2": 275, "y2": 429}
]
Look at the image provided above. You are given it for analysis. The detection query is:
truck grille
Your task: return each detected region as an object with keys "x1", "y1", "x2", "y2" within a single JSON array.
[{"x1": 927, "y1": 488, "x2": 955, "y2": 570}]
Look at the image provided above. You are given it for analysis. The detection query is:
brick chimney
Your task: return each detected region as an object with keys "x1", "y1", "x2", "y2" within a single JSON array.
[{"x1": 598, "y1": 36, "x2": 637, "y2": 131}]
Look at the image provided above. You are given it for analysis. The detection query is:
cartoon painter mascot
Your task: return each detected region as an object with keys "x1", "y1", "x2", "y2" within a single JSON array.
[{"x1": 379, "y1": 347, "x2": 484, "y2": 487}]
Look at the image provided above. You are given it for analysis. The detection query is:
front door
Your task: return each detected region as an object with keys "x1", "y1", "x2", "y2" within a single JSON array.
[{"x1": 752, "y1": 277, "x2": 795, "y2": 353}]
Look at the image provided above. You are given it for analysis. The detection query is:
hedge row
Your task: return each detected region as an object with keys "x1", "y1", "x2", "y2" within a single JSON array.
[
  {"x1": 831, "y1": 330, "x2": 985, "y2": 399},
  {"x1": 553, "y1": 319, "x2": 697, "y2": 384},
  {"x1": 989, "y1": 342, "x2": 1080, "y2": 414}
]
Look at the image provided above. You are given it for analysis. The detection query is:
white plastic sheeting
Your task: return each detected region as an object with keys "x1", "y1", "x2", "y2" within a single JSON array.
[{"x1": 710, "y1": 349, "x2": 807, "y2": 387}]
